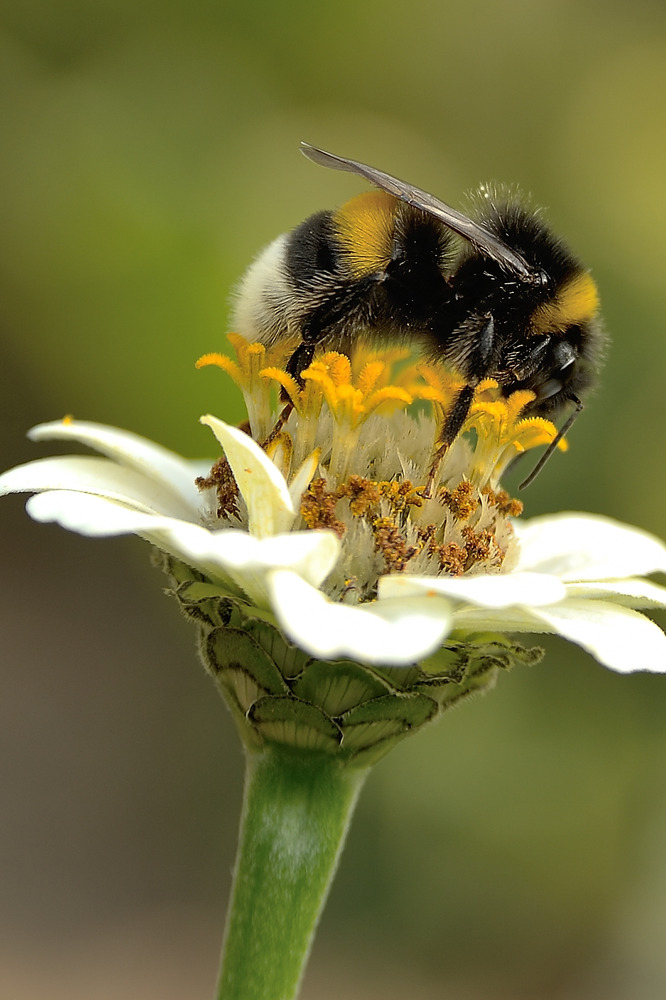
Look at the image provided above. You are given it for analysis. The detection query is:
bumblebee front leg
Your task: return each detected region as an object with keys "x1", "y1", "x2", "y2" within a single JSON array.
[
  {"x1": 424, "y1": 382, "x2": 476, "y2": 497},
  {"x1": 286, "y1": 340, "x2": 318, "y2": 384},
  {"x1": 285, "y1": 273, "x2": 387, "y2": 385},
  {"x1": 284, "y1": 303, "x2": 344, "y2": 387},
  {"x1": 424, "y1": 314, "x2": 494, "y2": 497}
]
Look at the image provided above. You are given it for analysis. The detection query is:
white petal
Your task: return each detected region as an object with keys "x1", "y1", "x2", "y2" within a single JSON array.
[
  {"x1": 451, "y1": 605, "x2": 553, "y2": 635},
  {"x1": 378, "y1": 570, "x2": 566, "y2": 608},
  {"x1": 27, "y1": 489, "x2": 187, "y2": 536},
  {"x1": 267, "y1": 569, "x2": 452, "y2": 665},
  {"x1": 566, "y1": 578, "x2": 666, "y2": 609},
  {"x1": 514, "y1": 512, "x2": 666, "y2": 582},
  {"x1": 530, "y1": 600, "x2": 666, "y2": 673},
  {"x1": 452, "y1": 599, "x2": 666, "y2": 673},
  {"x1": 173, "y1": 527, "x2": 339, "y2": 605},
  {"x1": 26, "y1": 491, "x2": 339, "y2": 605},
  {"x1": 28, "y1": 420, "x2": 203, "y2": 509},
  {"x1": 288, "y1": 450, "x2": 320, "y2": 511},
  {"x1": 26, "y1": 490, "x2": 239, "y2": 590},
  {"x1": 1, "y1": 456, "x2": 194, "y2": 519},
  {"x1": 232, "y1": 530, "x2": 341, "y2": 590},
  {"x1": 201, "y1": 415, "x2": 294, "y2": 537}
]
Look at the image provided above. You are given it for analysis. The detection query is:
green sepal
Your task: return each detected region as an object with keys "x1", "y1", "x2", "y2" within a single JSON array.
[
  {"x1": 291, "y1": 658, "x2": 392, "y2": 714},
  {"x1": 248, "y1": 697, "x2": 343, "y2": 753},
  {"x1": 338, "y1": 692, "x2": 439, "y2": 766},
  {"x1": 421, "y1": 632, "x2": 545, "y2": 679},
  {"x1": 161, "y1": 555, "x2": 543, "y2": 763}
]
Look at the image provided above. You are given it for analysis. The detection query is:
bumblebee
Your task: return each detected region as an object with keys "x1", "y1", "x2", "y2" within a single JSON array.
[{"x1": 232, "y1": 144, "x2": 604, "y2": 486}]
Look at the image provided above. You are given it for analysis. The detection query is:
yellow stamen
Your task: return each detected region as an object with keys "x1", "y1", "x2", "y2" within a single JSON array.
[
  {"x1": 199, "y1": 338, "x2": 567, "y2": 528},
  {"x1": 466, "y1": 390, "x2": 564, "y2": 488},
  {"x1": 297, "y1": 353, "x2": 413, "y2": 484},
  {"x1": 411, "y1": 362, "x2": 467, "y2": 403},
  {"x1": 196, "y1": 334, "x2": 298, "y2": 442},
  {"x1": 350, "y1": 343, "x2": 412, "y2": 380},
  {"x1": 260, "y1": 367, "x2": 302, "y2": 407},
  {"x1": 510, "y1": 417, "x2": 569, "y2": 455},
  {"x1": 303, "y1": 354, "x2": 412, "y2": 427},
  {"x1": 356, "y1": 360, "x2": 386, "y2": 395}
]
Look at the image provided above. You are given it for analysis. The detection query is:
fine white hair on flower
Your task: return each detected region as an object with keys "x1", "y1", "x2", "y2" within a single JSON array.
[{"x1": 2, "y1": 415, "x2": 666, "y2": 672}]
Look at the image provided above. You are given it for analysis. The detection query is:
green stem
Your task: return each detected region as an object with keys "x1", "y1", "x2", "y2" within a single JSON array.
[{"x1": 216, "y1": 747, "x2": 368, "y2": 1000}]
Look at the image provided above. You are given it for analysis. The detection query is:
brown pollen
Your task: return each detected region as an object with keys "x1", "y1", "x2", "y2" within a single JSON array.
[
  {"x1": 300, "y1": 479, "x2": 347, "y2": 538},
  {"x1": 439, "y1": 480, "x2": 479, "y2": 520},
  {"x1": 372, "y1": 516, "x2": 418, "y2": 573},
  {"x1": 196, "y1": 456, "x2": 240, "y2": 520},
  {"x1": 483, "y1": 486, "x2": 523, "y2": 518}
]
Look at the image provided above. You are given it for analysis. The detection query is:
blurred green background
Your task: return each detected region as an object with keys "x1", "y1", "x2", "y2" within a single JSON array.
[{"x1": 2, "y1": 1, "x2": 666, "y2": 998}]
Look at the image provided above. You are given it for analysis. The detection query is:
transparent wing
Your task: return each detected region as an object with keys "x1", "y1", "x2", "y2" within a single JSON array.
[{"x1": 301, "y1": 142, "x2": 533, "y2": 279}]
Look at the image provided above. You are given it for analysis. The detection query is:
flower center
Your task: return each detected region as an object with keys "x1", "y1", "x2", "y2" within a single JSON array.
[{"x1": 196, "y1": 335, "x2": 566, "y2": 598}]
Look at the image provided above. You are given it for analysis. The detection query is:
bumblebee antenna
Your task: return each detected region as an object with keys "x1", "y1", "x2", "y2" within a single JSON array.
[{"x1": 518, "y1": 395, "x2": 584, "y2": 490}]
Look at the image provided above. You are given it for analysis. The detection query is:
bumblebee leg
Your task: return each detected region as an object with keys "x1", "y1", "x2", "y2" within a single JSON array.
[
  {"x1": 286, "y1": 341, "x2": 317, "y2": 383},
  {"x1": 424, "y1": 314, "x2": 494, "y2": 496},
  {"x1": 441, "y1": 382, "x2": 477, "y2": 446},
  {"x1": 263, "y1": 400, "x2": 294, "y2": 446},
  {"x1": 424, "y1": 383, "x2": 476, "y2": 497},
  {"x1": 475, "y1": 313, "x2": 495, "y2": 371},
  {"x1": 285, "y1": 273, "x2": 386, "y2": 385}
]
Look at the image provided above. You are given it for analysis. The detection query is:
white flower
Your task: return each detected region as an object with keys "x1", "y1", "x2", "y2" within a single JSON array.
[{"x1": 2, "y1": 415, "x2": 666, "y2": 673}]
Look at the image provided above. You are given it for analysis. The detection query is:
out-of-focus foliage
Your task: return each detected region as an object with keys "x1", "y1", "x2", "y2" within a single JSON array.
[{"x1": 2, "y1": 2, "x2": 666, "y2": 998}]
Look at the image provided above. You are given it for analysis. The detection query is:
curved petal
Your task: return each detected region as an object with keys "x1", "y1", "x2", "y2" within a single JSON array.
[
  {"x1": 566, "y1": 578, "x2": 666, "y2": 609},
  {"x1": 28, "y1": 420, "x2": 203, "y2": 508},
  {"x1": 452, "y1": 599, "x2": 666, "y2": 673},
  {"x1": 201, "y1": 415, "x2": 294, "y2": 537},
  {"x1": 233, "y1": 530, "x2": 341, "y2": 592},
  {"x1": 1, "y1": 456, "x2": 195, "y2": 519},
  {"x1": 451, "y1": 605, "x2": 553, "y2": 636},
  {"x1": 25, "y1": 490, "x2": 238, "y2": 593},
  {"x1": 26, "y1": 490, "x2": 339, "y2": 605},
  {"x1": 529, "y1": 600, "x2": 666, "y2": 673},
  {"x1": 267, "y1": 569, "x2": 452, "y2": 665},
  {"x1": 288, "y1": 450, "x2": 321, "y2": 509},
  {"x1": 27, "y1": 489, "x2": 191, "y2": 536},
  {"x1": 378, "y1": 570, "x2": 566, "y2": 608},
  {"x1": 514, "y1": 513, "x2": 666, "y2": 582}
]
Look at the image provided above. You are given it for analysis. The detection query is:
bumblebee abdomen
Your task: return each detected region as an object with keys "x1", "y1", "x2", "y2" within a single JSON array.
[
  {"x1": 232, "y1": 211, "x2": 346, "y2": 344},
  {"x1": 285, "y1": 211, "x2": 341, "y2": 286},
  {"x1": 231, "y1": 233, "x2": 293, "y2": 343}
]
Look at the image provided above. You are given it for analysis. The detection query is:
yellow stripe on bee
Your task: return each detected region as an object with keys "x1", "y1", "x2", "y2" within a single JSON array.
[
  {"x1": 531, "y1": 271, "x2": 600, "y2": 334},
  {"x1": 333, "y1": 190, "x2": 396, "y2": 277}
]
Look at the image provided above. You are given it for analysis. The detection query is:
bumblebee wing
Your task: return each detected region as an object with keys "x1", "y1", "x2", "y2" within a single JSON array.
[{"x1": 301, "y1": 142, "x2": 533, "y2": 279}]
